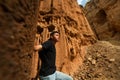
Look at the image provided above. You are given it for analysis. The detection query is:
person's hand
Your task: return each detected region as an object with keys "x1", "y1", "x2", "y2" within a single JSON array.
[{"x1": 34, "y1": 45, "x2": 42, "y2": 51}]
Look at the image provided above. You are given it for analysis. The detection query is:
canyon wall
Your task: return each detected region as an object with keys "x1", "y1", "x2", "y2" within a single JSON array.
[
  {"x1": 85, "y1": 0, "x2": 120, "y2": 41},
  {"x1": 0, "y1": 0, "x2": 40, "y2": 80},
  {"x1": 0, "y1": 0, "x2": 96, "y2": 80},
  {"x1": 37, "y1": 0, "x2": 96, "y2": 76}
]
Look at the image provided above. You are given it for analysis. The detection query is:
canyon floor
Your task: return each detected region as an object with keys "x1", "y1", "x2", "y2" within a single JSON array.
[{"x1": 74, "y1": 41, "x2": 120, "y2": 80}]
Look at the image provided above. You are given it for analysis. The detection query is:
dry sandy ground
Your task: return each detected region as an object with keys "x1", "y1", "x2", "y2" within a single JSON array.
[{"x1": 74, "y1": 41, "x2": 120, "y2": 80}]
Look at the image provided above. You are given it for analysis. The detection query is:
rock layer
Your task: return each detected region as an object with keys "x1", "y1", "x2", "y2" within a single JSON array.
[
  {"x1": 37, "y1": 0, "x2": 96, "y2": 76},
  {"x1": 0, "y1": 0, "x2": 40, "y2": 80},
  {"x1": 85, "y1": 0, "x2": 120, "y2": 41}
]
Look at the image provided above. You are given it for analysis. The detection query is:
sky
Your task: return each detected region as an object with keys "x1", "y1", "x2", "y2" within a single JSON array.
[{"x1": 77, "y1": 0, "x2": 90, "y2": 6}]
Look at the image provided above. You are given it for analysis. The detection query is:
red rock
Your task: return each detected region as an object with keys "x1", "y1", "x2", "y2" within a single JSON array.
[
  {"x1": 0, "y1": 0, "x2": 96, "y2": 80},
  {"x1": 85, "y1": 0, "x2": 120, "y2": 40},
  {"x1": 37, "y1": 0, "x2": 96, "y2": 76}
]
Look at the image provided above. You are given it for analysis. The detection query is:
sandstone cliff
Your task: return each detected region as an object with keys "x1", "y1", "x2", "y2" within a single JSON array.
[
  {"x1": 85, "y1": 0, "x2": 120, "y2": 41},
  {"x1": 37, "y1": 0, "x2": 96, "y2": 77},
  {"x1": 0, "y1": 0, "x2": 40, "y2": 80}
]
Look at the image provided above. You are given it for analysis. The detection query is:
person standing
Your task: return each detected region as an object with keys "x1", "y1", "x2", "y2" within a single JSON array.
[{"x1": 34, "y1": 31, "x2": 73, "y2": 80}]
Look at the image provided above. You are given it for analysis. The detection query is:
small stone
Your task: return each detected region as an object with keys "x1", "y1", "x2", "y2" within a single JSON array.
[
  {"x1": 118, "y1": 67, "x2": 120, "y2": 70},
  {"x1": 109, "y1": 59, "x2": 115, "y2": 62},
  {"x1": 92, "y1": 60, "x2": 96, "y2": 64},
  {"x1": 88, "y1": 57, "x2": 92, "y2": 61},
  {"x1": 97, "y1": 54, "x2": 101, "y2": 57},
  {"x1": 98, "y1": 73, "x2": 102, "y2": 76},
  {"x1": 108, "y1": 65, "x2": 111, "y2": 68}
]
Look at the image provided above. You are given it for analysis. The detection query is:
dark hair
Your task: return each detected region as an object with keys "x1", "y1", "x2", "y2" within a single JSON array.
[{"x1": 50, "y1": 31, "x2": 60, "y2": 36}]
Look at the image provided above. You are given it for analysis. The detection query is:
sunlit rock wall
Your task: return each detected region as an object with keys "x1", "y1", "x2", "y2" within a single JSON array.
[{"x1": 37, "y1": 0, "x2": 96, "y2": 76}]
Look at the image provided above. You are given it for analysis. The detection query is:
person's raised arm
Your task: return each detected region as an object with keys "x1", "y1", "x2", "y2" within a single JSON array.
[{"x1": 34, "y1": 44, "x2": 43, "y2": 51}]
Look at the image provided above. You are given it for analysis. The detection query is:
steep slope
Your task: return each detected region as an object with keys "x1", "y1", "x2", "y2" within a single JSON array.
[
  {"x1": 74, "y1": 41, "x2": 120, "y2": 80},
  {"x1": 85, "y1": 0, "x2": 120, "y2": 41}
]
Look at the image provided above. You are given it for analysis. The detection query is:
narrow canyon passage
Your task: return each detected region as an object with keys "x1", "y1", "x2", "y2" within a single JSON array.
[{"x1": 0, "y1": 0, "x2": 120, "y2": 80}]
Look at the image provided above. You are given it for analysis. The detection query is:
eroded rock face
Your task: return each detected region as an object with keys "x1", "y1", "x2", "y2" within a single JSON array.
[
  {"x1": 0, "y1": 0, "x2": 40, "y2": 80},
  {"x1": 37, "y1": 0, "x2": 96, "y2": 76},
  {"x1": 85, "y1": 0, "x2": 120, "y2": 41},
  {"x1": 0, "y1": 0, "x2": 96, "y2": 79}
]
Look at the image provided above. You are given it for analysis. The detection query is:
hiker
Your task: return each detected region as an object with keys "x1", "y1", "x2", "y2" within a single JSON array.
[{"x1": 34, "y1": 31, "x2": 73, "y2": 80}]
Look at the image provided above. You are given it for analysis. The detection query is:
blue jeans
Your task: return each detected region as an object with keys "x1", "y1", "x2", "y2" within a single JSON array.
[{"x1": 40, "y1": 71, "x2": 73, "y2": 80}]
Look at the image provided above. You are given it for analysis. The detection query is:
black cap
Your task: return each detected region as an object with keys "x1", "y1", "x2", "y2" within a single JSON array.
[{"x1": 50, "y1": 31, "x2": 60, "y2": 36}]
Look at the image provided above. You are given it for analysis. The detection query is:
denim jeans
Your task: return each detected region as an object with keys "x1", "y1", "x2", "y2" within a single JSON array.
[{"x1": 40, "y1": 71, "x2": 73, "y2": 80}]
